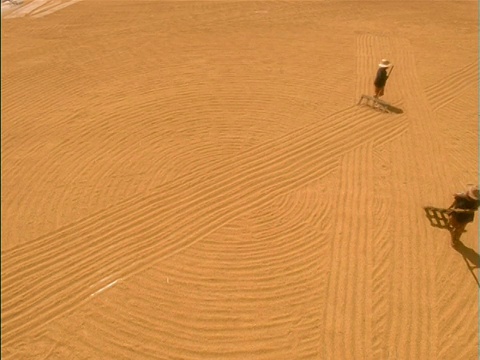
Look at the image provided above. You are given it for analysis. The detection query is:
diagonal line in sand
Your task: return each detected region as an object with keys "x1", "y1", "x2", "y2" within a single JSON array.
[
  {"x1": 423, "y1": 59, "x2": 478, "y2": 111},
  {"x1": 1, "y1": 104, "x2": 408, "y2": 347},
  {"x1": 326, "y1": 32, "x2": 457, "y2": 360},
  {"x1": 3, "y1": 0, "x2": 50, "y2": 18},
  {"x1": 3, "y1": 0, "x2": 82, "y2": 18},
  {"x1": 321, "y1": 143, "x2": 375, "y2": 359},
  {"x1": 351, "y1": 32, "x2": 478, "y2": 360},
  {"x1": 31, "y1": 0, "x2": 82, "y2": 18},
  {"x1": 29, "y1": 0, "x2": 61, "y2": 15}
]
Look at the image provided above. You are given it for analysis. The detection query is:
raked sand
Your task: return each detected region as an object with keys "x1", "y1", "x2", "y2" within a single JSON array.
[{"x1": 1, "y1": 1, "x2": 478, "y2": 359}]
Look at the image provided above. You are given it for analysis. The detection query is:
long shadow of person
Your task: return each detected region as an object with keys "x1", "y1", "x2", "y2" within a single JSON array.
[
  {"x1": 423, "y1": 206, "x2": 478, "y2": 286},
  {"x1": 452, "y1": 241, "x2": 480, "y2": 287}
]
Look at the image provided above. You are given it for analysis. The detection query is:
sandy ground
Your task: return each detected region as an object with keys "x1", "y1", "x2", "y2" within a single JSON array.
[{"x1": 1, "y1": 1, "x2": 478, "y2": 359}]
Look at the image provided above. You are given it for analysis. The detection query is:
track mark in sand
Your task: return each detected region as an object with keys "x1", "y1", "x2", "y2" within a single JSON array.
[
  {"x1": 373, "y1": 33, "x2": 477, "y2": 360},
  {"x1": 432, "y1": 89, "x2": 478, "y2": 183},
  {"x1": 433, "y1": 85, "x2": 478, "y2": 359},
  {"x1": 389, "y1": 35, "x2": 444, "y2": 360},
  {"x1": 423, "y1": 59, "x2": 478, "y2": 112},
  {"x1": 400, "y1": 96, "x2": 475, "y2": 360},
  {"x1": 390, "y1": 35, "x2": 479, "y2": 360},
  {"x1": 370, "y1": 145, "x2": 395, "y2": 359},
  {"x1": 2, "y1": 105, "x2": 408, "y2": 348},
  {"x1": 387, "y1": 131, "x2": 443, "y2": 360},
  {"x1": 2, "y1": 2, "x2": 353, "y2": 249},
  {"x1": 354, "y1": 33, "x2": 470, "y2": 359},
  {"x1": 0, "y1": 84, "x2": 331, "y2": 248},
  {"x1": 55, "y1": 181, "x2": 333, "y2": 359},
  {"x1": 2, "y1": 23, "x2": 348, "y2": 248},
  {"x1": 321, "y1": 144, "x2": 374, "y2": 360},
  {"x1": 354, "y1": 35, "x2": 413, "y2": 358},
  {"x1": 0, "y1": 76, "x2": 311, "y2": 247},
  {"x1": 437, "y1": 277, "x2": 479, "y2": 360},
  {"x1": 355, "y1": 33, "x2": 377, "y2": 103}
]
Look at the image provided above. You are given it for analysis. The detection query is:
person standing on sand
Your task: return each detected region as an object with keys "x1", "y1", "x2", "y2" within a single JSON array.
[
  {"x1": 447, "y1": 185, "x2": 479, "y2": 247},
  {"x1": 374, "y1": 59, "x2": 393, "y2": 98}
]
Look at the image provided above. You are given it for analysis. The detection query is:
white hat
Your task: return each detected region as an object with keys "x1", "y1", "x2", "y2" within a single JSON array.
[
  {"x1": 466, "y1": 185, "x2": 478, "y2": 201},
  {"x1": 379, "y1": 59, "x2": 392, "y2": 68}
]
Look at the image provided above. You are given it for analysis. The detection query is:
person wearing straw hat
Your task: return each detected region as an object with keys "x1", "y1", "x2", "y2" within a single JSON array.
[
  {"x1": 447, "y1": 184, "x2": 479, "y2": 247},
  {"x1": 374, "y1": 59, "x2": 393, "y2": 98}
]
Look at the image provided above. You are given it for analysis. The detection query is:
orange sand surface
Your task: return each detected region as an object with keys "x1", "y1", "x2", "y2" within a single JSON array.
[{"x1": 2, "y1": 1, "x2": 478, "y2": 358}]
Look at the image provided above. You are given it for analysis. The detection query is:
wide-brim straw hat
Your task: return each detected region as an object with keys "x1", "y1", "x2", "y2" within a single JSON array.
[
  {"x1": 379, "y1": 59, "x2": 392, "y2": 68},
  {"x1": 466, "y1": 185, "x2": 479, "y2": 201}
]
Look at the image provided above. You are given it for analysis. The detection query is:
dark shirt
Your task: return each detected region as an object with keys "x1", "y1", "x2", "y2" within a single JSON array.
[
  {"x1": 452, "y1": 195, "x2": 478, "y2": 223},
  {"x1": 374, "y1": 67, "x2": 388, "y2": 88}
]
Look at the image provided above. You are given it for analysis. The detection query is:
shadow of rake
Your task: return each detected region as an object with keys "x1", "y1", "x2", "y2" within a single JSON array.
[{"x1": 423, "y1": 206, "x2": 450, "y2": 229}]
